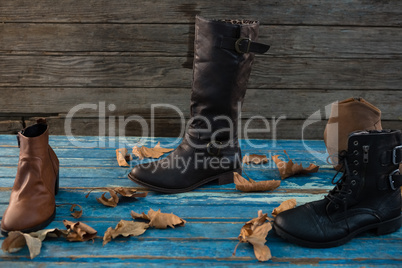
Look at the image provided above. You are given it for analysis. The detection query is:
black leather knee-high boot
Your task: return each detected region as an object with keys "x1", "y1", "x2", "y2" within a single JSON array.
[{"x1": 128, "y1": 16, "x2": 269, "y2": 193}]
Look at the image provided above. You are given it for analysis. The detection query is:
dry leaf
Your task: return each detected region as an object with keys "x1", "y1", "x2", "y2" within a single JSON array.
[
  {"x1": 103, "y1": 220, "x2": 149, "y2": 246},
  {"x1": 116, "y1": 148, "x2": 132, "y2": 167},
  {"x1": 29, "y1": 228, "x2": 68, "y2": 241},
  {"x1": 272, "y1": 199, "x2": 297, "y2": 217},
  {"x1": 272, "y1": 150, "x2": 319, "y2": 179},
  {"x1": 2, "y1": 229, "x2": 68, "y2": 259},
  {"x1": 234, "y1": 172, "x2": 280, "y2": 192},
  {"x1": 113, "y1": 187, "x2": 148, "y2": 198},
  {"x1": 131, "y1": 208, "x2": 186, "y2": 229},
  {"x1": 70, "y1": 204, "x2": 83, "y2": 219},
  {"x1": 63, "y1": 220, "x2": 98, "y2": 242},
  {"x1": 130, "y1": 211, "x2": 151, "y2": 221},
  {"x1": 132, "y1": 141, "x2": 173, "y2": 160},
  {"x1": 242, "y1": 154, "x2": 268, "y2": 165},
  {"x1": 88, "y1": 187, "x2": 147, "y2": 208},
  {"x1": 96, "y1": 190, "x2": 119, "y2": 207},
  {"x1": 1, "y1": 232, "x2": 40, "y2": 259},
  {"x1": 234, "y1": 210, "x2": 272, "y2": 262}
]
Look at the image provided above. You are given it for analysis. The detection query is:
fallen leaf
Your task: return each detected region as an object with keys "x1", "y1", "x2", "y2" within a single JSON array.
[
  {"x1": 272, "y1": 199, "x2": 297, "y2": 217},
  {"x1": 234, "y1": 210, "x2": 272, "y2": 262},
  {"x1": 103, "y1": 220, "x2": 149, "y2": 246},
  {"x1": 1, "y1": 231, "x2": 41, "y2": 259},
  {"x1": 272, "y1": 150, "x2": 319, "y2": 179},
  {"x1": 116, "y1": 148, "x2": 132, "y2": 166},
  {"x1": 131, "y1": 208, "x2": 186, "y2": 229},
  {"x1": 132, "y1": 142, "x2": 173, "y2": 160},
  {"x1": 113, "y1": 187, "x2": 148, "y2": 198},
  {"x1": 88, "y1": 187, "x2": 147, "y2": 208},
  {"x1": 242, "y1": 154, "x2": 268, "y2": 165},
  {"x1": 1, "y1": 228, "x2": 71, "y2": 259},
  {"x1": 29, "y1": 228, "x2": 68, "y2": 241},
  {"x1": 234, "y1": 172, "x2": 280, "y2": 192},
  {"x1": 63, "y1": 220, "x2": 98, "y2": 242},
  {"x1": 70, "y1": 204, "x2": 83, "y2": 219},
  {"x1": 130, "y1": 211, "x2": 151, "y2": 221},
  {"x1": 96, "y1": 190, "x2": 119, "y2": 207}
]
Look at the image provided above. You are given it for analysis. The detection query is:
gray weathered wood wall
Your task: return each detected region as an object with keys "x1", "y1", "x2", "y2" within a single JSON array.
[{"x1": 0, "y1": 0, "x2": 401, "y2": 139}]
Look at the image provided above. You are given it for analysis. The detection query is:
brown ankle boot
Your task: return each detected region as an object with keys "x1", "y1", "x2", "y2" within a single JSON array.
[
  {"x1": 1, "y1": 119, "x2": 59, "y2": 235},
  {"x1": 324, "y1": 97, "x2": 382, "y2": 169}
]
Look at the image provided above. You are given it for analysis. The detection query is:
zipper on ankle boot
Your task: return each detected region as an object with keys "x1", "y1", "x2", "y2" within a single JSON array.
[{"x1": 363, "y1": 146, "x2": 369, "y2": 163}]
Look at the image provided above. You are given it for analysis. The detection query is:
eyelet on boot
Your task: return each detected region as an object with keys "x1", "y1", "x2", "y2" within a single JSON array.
[
  {"x1": 353, "y1": 140, "x2": 359, "y2": 146},
  {"x1": 348, "y1": 189, "x2": 352, "y2": 194},
  {"x1": 351, "y1": 180, "x2": 356, "y2": 185},
  {"x1": 353, "y1": 170, "x2": 358, "y2": 175},
  {"x1": 353, "y1": 150, "x2": 359, "y2": 155},
  {"x1": 354, "y1": 160, "x2": 359, "y2": 165}
]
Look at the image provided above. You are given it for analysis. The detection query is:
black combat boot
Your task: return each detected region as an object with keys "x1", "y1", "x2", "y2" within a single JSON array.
[
  {"x1": 128, "y1": 16, "x2": 269, "y2": 193},
  {"x1": 274, "y1": 130, "x2": 402, "y2": 248}
]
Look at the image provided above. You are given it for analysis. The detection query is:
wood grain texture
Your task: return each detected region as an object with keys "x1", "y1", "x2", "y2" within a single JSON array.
[
  {"x1": 1, "y1": 24, "x2": 402, "y2": 58},
  {"x1": 0, "y1": 56, "x2": 401, "y2": 90},
  {"x1": 0, "y1": 88, "x2": 401, "y2": 120},
  {"x1": 0, "y1": 0, "x2": 401, "y2": 139},
  {"x1": 1, "y1": 0, "x2": 402, "y2": 26}
]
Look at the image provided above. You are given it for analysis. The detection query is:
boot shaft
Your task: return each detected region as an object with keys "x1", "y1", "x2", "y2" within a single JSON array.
[{"x1": 190, "y1": 16, "x2": 269, "y2": 140}]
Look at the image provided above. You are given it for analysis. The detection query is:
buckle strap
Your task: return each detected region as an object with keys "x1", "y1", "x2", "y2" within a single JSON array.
[
  {"x1": 388, "y1": 169, "x2": 402, "y2": 191},
  {"x1": 380, "y1": 145, "x2": 402, "y2": 165},
  {"x1": 219, "y1": 37, "x2": 270, "y2": 54},
  {"x1": 393, "y1": 145, "x2": 402, "y2": 165}
]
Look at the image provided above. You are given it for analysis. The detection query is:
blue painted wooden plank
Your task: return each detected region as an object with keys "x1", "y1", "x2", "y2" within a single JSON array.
[{"x1": 0, "y1": 238, "x2": 400, "y2": 261}]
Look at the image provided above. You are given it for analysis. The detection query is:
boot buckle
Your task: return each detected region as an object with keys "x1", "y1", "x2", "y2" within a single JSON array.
[
  {"x1": 392, "y1": 145, "x2": 402, "y2": 165},
  {"x1": 389, "y1": 169, "x2": 400, "y2": 190},
  {"x1": 235, "y1": 37, "x2": 251, "y2": 54},
  {"x1": 206, "y1": 141, "x2": 223, "y2": 156}
]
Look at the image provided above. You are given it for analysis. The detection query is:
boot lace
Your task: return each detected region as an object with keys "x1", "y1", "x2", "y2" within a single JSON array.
[
  {"x1": 326, "y1": 150, "x2": 351, "y2": 207},
  {"x1": 325, "y1": 150, "x2": 352, "y2": 230}
]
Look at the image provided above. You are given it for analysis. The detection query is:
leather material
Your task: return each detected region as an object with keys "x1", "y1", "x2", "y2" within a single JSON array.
[
  {"x1": 274, "y1": 130, "x2": 402, "y2": 248},
  {"x1": 128, "y1": 16, "x2": 269, "y2": 193},
  {"x1": 129, "y1": 134, "x2": 241, "y2": 192},
  {"x1": 1, "y1": 120, "x2": 59, "y2": 233},
  {"x1": 324, "y1": 98, "x2": 382, "y2": 169}
]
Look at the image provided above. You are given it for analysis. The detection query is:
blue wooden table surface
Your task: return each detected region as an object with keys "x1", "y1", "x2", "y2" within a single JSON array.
[{"x1": 0, "y1": 135, "x2": 401, "y2": 267}]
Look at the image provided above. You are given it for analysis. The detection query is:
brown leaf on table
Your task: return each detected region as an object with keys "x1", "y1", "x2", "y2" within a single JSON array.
[
  {"x1": 29, "y1": 228, "x2": 68, "y2": 241},
  {"x1": 116, "y1": 148, "x2": 132, "y2": 167},
  {"x1": 242, "y1": 154, "x2": 269, "y2": 165},
  {"x1": 131, "y1": 208, "x2": 186, "y2": 229},
  {"x1": 234, "y1": 172, "x2": 281, "y2": 192},
  {"x1": 272, "y1": 198, "x2": 297, "y2": 217},
  {"x1": 96, "y1": 190, "x2": 119, "y2": 208},
  {"x1": 63, "y1": 220, "x2": 98, "y2": 242},
  {"x1": 272, "y1": 150, "x2": 319, "y2": 179},
  {"x1": 103, "y1": 220, "x2": 149, "y2": 246},
  {"x1": 113, "y1": 187, "x2": 148, "y2": 198},
  {"x1": 132, "y1": 141, "x2": 173, "y2": 160},
  {"x1": 1, "y1": 231, "x2": 42, "y2": 259},
  {"x1": 70, "y1": 204, "x2": 83, "y2": 219},
  {"x1": 2, "y1": 229, "x2": 69, "y2": 259},
  {"x1": 234, "y1": 210, "x2": 272, "y2": 262},
  {"x1": 130, "y1": 211, "x2": 151, "y2": 221}
]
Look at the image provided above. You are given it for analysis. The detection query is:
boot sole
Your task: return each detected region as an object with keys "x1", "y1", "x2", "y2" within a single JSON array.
[
  {"x1": 128, "y1": 169, "x2": 240, "y2": 194},
  {"x1": 273, "y1": 215, "x2": 402, "y2": 248}
]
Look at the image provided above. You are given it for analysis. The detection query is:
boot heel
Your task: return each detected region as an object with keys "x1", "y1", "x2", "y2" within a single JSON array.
[
  {"x1": 376, "y1": 216, "x2": 401, "y2": 235},
  {"x1": 217, "y1": 169, "x2": 241, "y2": 185},
  {"x1": 54, "y1": 171, "x2": 59, "y2": 195}
]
